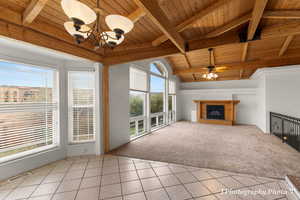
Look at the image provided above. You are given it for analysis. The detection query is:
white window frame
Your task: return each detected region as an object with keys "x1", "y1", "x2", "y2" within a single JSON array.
[
  {"x1": 0, "y1": 59, "x2": 60, "y2": 164},
  {"x1": 68, "y1": 71, "x2": 96, "y2": 144},
  {"x1": 129, "y1": 89, "x2": 147, "y2": 138},
  {"x1": 168, "y1": 79, "x2": 177, "y2": 124},
  {"x1": 129, "y1": 61, "x2": 175, "y2": 140}
]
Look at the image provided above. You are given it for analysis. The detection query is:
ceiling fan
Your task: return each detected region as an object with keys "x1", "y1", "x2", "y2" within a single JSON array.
[{"x1": 201, "y1": 48, "x2": 228, "y2": 80}]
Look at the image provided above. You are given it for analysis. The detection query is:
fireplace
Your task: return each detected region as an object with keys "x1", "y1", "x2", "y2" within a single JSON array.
[
  {"x1": 207, "y1": 105, "x2": 225, "y2": 120},
  {"x1": 193, "y1": 100, "x2": 240, "y2": 125}
]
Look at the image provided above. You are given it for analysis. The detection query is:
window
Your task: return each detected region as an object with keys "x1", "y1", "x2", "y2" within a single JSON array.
[
  {"x1": 129, "y1": 62, "x2": 175, "y2": 138},
  {"x1": 129, "y1": 61, "x2": 175, "y2": 139},
  {"x1": 150, "y1": 70, "x2": 166, "y2": 129},
  {"x1": 130, "y1": 68, "x2": 147, "y2": 91},
  {"x1": 150, "y1": 63, "x2": 165, "y2": 76},
  {"x1": 130, "y1": 91, "x2": 145, "y2": 117},
  {"x1": 68, "y1": 71, "x2": 95, "y2": 143},
  {"x1": 168, "y1": 80, "x2": 176, "y2": 123},
  {"x1": 0, "y1": 61, "x2": 59, "y2": 161},
  {"x1": 129, "y1": 68, "x2": 147, "y2": 138}
]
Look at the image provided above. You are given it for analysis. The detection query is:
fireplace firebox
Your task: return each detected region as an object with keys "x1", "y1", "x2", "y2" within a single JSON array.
[{"x1": 207, "y1": 105, "x2": 225, "y2": 120}]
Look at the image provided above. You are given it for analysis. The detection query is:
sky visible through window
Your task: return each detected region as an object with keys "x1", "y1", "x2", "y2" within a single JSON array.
[
  {"x1": 0, "y1": 61, "x2": 164, "y2": 91},
  {"x1": 150, "y1": 63, "x2": 166, "y2": 93},
  {"x1": 0, "y1": 61, "x2": 53, "y2": 87},
  {"x1": 150, "y1": 63, "x2": 162, "y2": 75},
  {"x1": 151, "y1": 75, "x2": 165, "y2": 93}
]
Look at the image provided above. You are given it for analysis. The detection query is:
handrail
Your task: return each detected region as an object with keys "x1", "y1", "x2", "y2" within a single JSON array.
[
  {"x1": 270, "y1": 112, "x2": 300, "y2": 122},
  {"x1": 270, "y1": 112, "x2": 300, "y2": 152}
]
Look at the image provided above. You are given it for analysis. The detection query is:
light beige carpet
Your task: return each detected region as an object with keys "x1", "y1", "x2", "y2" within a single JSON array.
[{"x1": 111, "y1": 121, "x2": 300, "y2": 178}]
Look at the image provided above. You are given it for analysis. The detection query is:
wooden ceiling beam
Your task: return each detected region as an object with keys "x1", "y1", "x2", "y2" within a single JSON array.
[
  {"x1": 152, "y1": 0, "x2": 230, "y2": 46},
  {"x1": 247, "y1": 0, "x2": 268, "y2": 40},
  {"x1": 183, "y1": 75, "x2": 247, "y2": 82},
  {"x1": 173, "y1": 56, "x2": 300, "y2": 75},
  {"x1": 104, "y1": 20, "x2": 300, "y2": 65},
  {"x1": 263, "y1": 10, "x2": 300, "y2": 19},
  {"x1": 279, "y1": 35, "x2": 294, "y2": 56},
  {"x1": 104, "y1": 33, "x2": 240, "y2": 65},
  {"x1": 242, "y1": 0, "x2": 268, "y2": 63},
  {"x1": 23, "y1": 0, "x2": 48, "y2": 24},
  {"x1": 103, "y1": 46, "x2": 180, "y2": 65},
  {"x1": 239, "y1": 69, "x2": 244, "y2": 79},
  {"x1": 241, "y1": 42, "x2": 249, "y2": 62},
  {"x1": 0, "y1": 21, "x2": 102, "y2": 62},
  {"x1": 182, "y1": 54, "x2": 195, "y2": 80},
  {"x1": 204, "y1": 13, "x2": 252, "y2": 38},
  {"x1": 134, "y1": 0, "x2": 186, "y2": 53},
  {"x1": 127, "y1": 7, "x2": 146, "y2": 23},
  {"x1": 183, "y1": 54, "x2": 192, "y2": 69},
  {"x1": 210, "y1": 48, "x2": 215, "y2": 66},
  {"x1": 261, "y1": 22, "x2": 300, "y2": 39}
]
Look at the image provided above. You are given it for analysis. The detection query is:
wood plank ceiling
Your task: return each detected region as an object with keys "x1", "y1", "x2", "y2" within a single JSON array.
[{"x1": 1, "y1": 0, "x2": 300, "y2": 82}]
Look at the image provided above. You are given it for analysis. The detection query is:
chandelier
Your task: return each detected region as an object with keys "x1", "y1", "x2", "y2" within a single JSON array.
[
  {"x1": 202, "y1": 48, "x2": 218, "y2": 80},
  {"x1": 61, "y1": 0, "x2": 134, "y2": 49}
]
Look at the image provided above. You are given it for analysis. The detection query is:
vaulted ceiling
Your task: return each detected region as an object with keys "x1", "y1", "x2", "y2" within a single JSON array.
[{"x1": 1, "y1": 0, "x2": 300, "y2": 82}]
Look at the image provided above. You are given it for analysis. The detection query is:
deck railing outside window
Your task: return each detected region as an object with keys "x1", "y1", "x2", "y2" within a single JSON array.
[
  {"x1": 130, "y1": 116, "x2": 147, "y2": 138},
  {"x1": 150, "y1": 112, "x2": 165, "y2": 129}
]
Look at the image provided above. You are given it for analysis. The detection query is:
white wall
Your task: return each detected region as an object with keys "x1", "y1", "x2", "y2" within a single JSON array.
[
  {"x1": 109, "y1": 64, "x2": 130, "y2": 150},
  {"x1": 250, "y1": 65, "x2": 300, "y2": 133},
  {"x1": 179, "y1": 79, "x2": 258, "y2": 124},
  {"x1": 0, "y1": 37, "x2": 101, "y2": 180},
  {"x1": 181, "y1": 79, "x2": 258, "y2": 90},
  {"x1": 264, "y1": 66, "x2": 300, "y2": 132},
  {"x1": 178, "y1": 88, "x2": 258, "y2": 125},
  {"x1": 255, "y1": 74, "x2": 267, "y2": 132}
]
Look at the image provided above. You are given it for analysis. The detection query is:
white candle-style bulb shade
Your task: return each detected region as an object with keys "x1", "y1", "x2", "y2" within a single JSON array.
[
  {"x1": 105, "y1": 15, "x2": 134, "y2": 34},
  {"x1": 61, "y1": 0, "x2": 96, "y2": 24},
  {"x1": 101, "y1": 31, "x2": 124, "y2": 45},
  {"x1": 64, "y1": 21, "x2": 90, "y2": 38}
]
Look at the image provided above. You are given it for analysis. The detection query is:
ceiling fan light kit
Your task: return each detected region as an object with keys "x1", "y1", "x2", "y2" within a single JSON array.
[
  {"x1": 61, "y1": 0, "x2": 134, "y2": 48},
  {"x1": 202, "y1": 48, "x2": 219, "y2": 80}
]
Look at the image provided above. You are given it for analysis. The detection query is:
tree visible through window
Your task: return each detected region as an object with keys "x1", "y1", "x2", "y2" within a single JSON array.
[
  {"x1": 150, "y1": 94, "x2": 163, "y2": 113},
  {"x1": 130, "y1": 91, "x2": 144, "y2": 117}
]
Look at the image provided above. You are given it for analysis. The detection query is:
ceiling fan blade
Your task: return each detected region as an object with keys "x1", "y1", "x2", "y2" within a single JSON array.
[
  {"x1": 215, "y1": 66, "x2": 229, "y2": 70},
  {"x1": 215, "y1": 69, "x2": 227, "y2": 72}
]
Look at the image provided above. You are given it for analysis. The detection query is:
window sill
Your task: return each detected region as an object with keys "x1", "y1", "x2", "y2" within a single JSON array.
[
  {"x1": 0, "y1": 145, "x2": 60, "y2": 166},
  {"x1": 68, "y1": 141, "x2": 96, "y2": 145}
]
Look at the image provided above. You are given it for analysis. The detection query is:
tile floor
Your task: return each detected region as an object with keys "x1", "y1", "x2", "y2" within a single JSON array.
[{"x1": 0, "y1": 155, "x2": 298, "y2": 200}]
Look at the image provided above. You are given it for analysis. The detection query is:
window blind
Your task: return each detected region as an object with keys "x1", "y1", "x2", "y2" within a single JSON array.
[
  {"x1": 130, "y1": 68, "x2": 147, "y2": 92},
  {"x1": 0, "y1": 61, "x2": 59, "y2": 160},
  {"x1": 169, "y1": 80, "x2": 176, "y2": 94},
  {"x1": 68, "y1": 71, "x2": 95, "y2": 143}
]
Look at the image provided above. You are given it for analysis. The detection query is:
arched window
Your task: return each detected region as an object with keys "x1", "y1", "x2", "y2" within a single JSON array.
[
  {"x1": 129, "y1": 61, "x2": 176, "y2": 139},
  {"x1": 149, "y1": 62, "x2": 167, "y2": 128}
]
